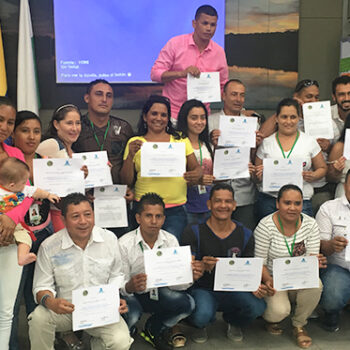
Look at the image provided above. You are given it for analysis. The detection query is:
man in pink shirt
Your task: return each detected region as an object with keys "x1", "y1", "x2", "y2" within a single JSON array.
[{"x1": 151, "y1": 5, "x2": 228, "y2": 123}]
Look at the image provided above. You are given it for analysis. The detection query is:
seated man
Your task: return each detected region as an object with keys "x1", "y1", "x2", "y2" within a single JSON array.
[
  {"x1": 119, "y1": 193, "x2": 203, "y2": 350},
  {"x1": 181, "y1": 183, "x2": 267, "y2": 343},
  {"x1": 316, "y1": 169, "x2": 350, "y2": 332},
  {"x1": 28, "y1": 193, "x2": 133, "y2": 350}
]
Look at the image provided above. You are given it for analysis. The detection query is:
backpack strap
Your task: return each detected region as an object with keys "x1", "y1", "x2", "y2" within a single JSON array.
[
  {"x1": 232, "y1": 220, "x2": 252, "y2": 253},
  {"x1": 191, "y1": 224, "x2": 201, "y2": 260}
]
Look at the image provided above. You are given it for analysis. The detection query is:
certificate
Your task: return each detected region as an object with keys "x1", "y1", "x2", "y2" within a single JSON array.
[
  {"x1": 303, "y1": 101, "x2": 334, "y2": 139},
  {"x1": 213, "y1": 147, "x2": 250, "y2": 180},
  {"x1": 218, "y1": 116, "x2": 257, "y2": 148},
  {"x1": 187, "y1": 72, "x2": 221, "y2": 103},
  {"x1": 94, "y1": 185, "x2": 128, "y2": 228},
  {"x1": 214, "y1": 258, "x2": 263, "y2": 292},
  {"x1": 73, "y1": 151, "x2": 113, "y2": 188},
  {"x1": 343, "y1": 129, "x2": 350, "y2": 159},
  {"x1": 262, "y1": 158, "x2": 303, "y2": 192},
  {"x1": 144, "y1": 246, "x2": 193, "y2": 288},
  {"x1": 141, "y1": 142, "x2": 186, "y2": 177},
  {"x1": 273, "y1": 256, "x2": 319, "y2": 291},
  {"x1": 72, "y1": 283, "x2": 120, "y2": 331},
  {"x1": 33, "y1": 158, "x2": 85, "y2": 197}
]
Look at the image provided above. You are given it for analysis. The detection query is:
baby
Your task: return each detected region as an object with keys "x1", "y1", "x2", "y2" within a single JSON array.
[{"x1": 0, "y1": 157, "x2": 59, "y2": 265}]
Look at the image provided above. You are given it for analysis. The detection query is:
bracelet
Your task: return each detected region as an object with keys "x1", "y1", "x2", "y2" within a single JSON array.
[{"x1": 40, "y1": 294, "x2": 52, "y2": 308}]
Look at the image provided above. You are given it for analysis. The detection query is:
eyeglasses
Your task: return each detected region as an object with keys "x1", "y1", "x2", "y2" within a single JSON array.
[{"x1": 294, "y1": 79, "x2": 319, "y2": 93}]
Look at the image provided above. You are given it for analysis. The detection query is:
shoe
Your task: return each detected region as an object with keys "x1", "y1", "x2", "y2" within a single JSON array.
[
  {"x1": 140, "y1": 328, "x2": 172, "y2": 350},
  {"x1": 58, "y1": 332, "x2": 85, "y2": 350},
  {"x1": 227, "y1": 324, "x2": 243, "y2": 342},
  {"x1": 168, "y1": 325, "x2": 186, "y2": 348},
  {"x1": 265, "y1": 322, "x2": 283, "y2": 335},
  {"x1": 293, "y1": 326, "x2": 312, "y2": 349},
  {"x1": 191, "y1": 327, "x2": 208, "y2": 343},
  {"x1": 322, "y1": 312, "x2": 340, "y2": 332}
]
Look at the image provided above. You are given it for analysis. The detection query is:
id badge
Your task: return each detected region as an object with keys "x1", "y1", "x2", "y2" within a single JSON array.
[
  {"x1": 198, "y1": 185, "x2": 207, "y2": 195},
  {"x1": 149, "y1": 288, "x2": 159, "y2": 301},
  {"x1": 29, "y1": 203, "x2": 41, "y2": 225}
]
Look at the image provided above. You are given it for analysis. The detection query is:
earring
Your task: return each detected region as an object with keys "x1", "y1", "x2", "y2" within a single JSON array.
[{"x1": 143, "y1": 121, "x2": 148, "y2": 130}]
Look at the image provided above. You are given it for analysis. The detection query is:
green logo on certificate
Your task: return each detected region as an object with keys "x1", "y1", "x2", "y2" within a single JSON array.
[
  {"x1": 285, "y1": 259, "x2": 291, "y2": 265},
  {"x1": 229, "y1": 260, "x2": 235, "y2": 265},
  {"x1": 156, "y1": 251, "x2": 162, "y2": 256},
  {"x1": 83, "y1": 290, "x2": 88, "y2": 296},
  {"x1": 230, "y1": 118, "x2": 235, "y2": 123},
  {"x1": 224, "y1": 150, "x2": 229, "y2": 155},
  {"x1": 83, "y1": 155, "x2": 87, "y2": 160},
  {"x1": 153, "y1": 144, "x2": 158, "y2": 149},
  {"x1": 308, "y1": 105, "x2": 312, "y2": 110},
  {"x1": 274, "y1": 160, "x2": 279, "y2": 165},
  {"x1": 100, "y1": 187, "x2": 105, "y2": 192},
  {"x1": 47, "y1": 161, "x2": 53, "y2": 166}
]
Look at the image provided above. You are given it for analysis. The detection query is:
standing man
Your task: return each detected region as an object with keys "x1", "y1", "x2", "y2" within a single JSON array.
[
  {"x1": 73, "y1": 79, "x2": 134, "y2": 184},
  {"x1": 28, "y1": 193, "x2": 133, "y2": 350},
  {"x1": 151, "y1": 5, "x2": 228, "y2": 123}
]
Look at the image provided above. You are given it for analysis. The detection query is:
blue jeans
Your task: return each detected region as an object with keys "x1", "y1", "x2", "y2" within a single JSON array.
[
  {"x1": 188, "y1": 288, "x2": 266, "y2": 328},
  {"x1": 320, "y1": 264, "x2": 350, "y2": 314},
  {"x1": 255, "y1": 192, "x2": 313, "y2": 222},
  {"x1": 124, "y1": 287, "x2": 194, "y2": 336}
]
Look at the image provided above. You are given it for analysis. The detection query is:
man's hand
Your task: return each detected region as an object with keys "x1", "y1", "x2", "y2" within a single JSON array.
[
  {"x1": 252, "y1": 284, "x2": 269, "y2": 299},
  {"x1": 125, "y1": 273, "x2": 147, "y2": 293},
  {"x1": 255, "y1": 164, "x2": 263, "y2": 182},
  {"x1": 264, "y1": 278, "x2": 276, "y2": 297},
  {"x1": 0, "y1": 215, "x2": 16, "y2": 246},
  {"x1": 183, "y1": 168, "x2": 202, "y2": 184},
  {"x1": 119, "y1": 298, "x2": 128, "y2": 314},
  {"x1": 202, "y1": 256, "x2": 218, "y2": 272},
  {"x1": 317, "y1": 138, "x2": 331, "y2": 153},
  {"x1": 125, "y1": 187, "x2": 134, "y2": 203},
  {"x1": 333, "y1": 156, "x2": 346, "y2": 172},
  {"x1": 81, "y1": 165, "x2": 89, "y2": 179},
  {"x1": 256, "y1": 131, "x2": 264, "y2": 147},
  {"x1": 191, "y1": 257, "x2": 204, "y2": 281},
  {"x1": 183, "y1": 66, "x2": 200, "y2": 78},
  {"x1": 47, "y1": 193, "x2": 60, "y2": 203},
  {"x1": 331, "y1": 236, "x2": 348, "y2": 253},
  {"x1": 200, "y1": 174, "x2": 215, "y2": 186},
  {"x1": 46, "y1": 297, "x2": 75, "y2": 314},
  {"x1": 210, "y1": 129, "x2": 220, "y2": 147}
]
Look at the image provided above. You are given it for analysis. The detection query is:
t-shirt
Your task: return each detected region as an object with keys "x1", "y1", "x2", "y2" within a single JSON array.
[
  {"x1": 256, "y1": 131, "x2": 321, "y2": 199},
  {"x1": 123, "y1": 135, "x2": 194, "y2": 204},
  {"x1": 181, "y1": 221, "x2": 254, "y2": 289},
  {"x1": 0, "y1": 185, "x2": 37, "y2": 213}
]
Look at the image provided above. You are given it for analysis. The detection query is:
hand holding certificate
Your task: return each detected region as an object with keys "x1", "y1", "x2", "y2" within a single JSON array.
[
  {"x1": 187, "y1": 72, "x2": 221, "y2": 103},
  {"x1": 262, "y1": 158, "x2": 303, "y2": 192},
  {"x1": 141, "y1": 142, "x2": 186, "y2": 177},
  {"x1": 273, "y1": 256, "x2": 319, "y2": 291},
  {"x1": 72, "y1": 283, "x2": 120, "y2": 331},
  {"x1": 214, "y1": 258, "x2": 263, "y2": 292},
  {"x1": 144, "y1": 246, "x2": 193, "y2": 288},
  {"x1": 218, "y1": 116, "x2": 257, "y2": 148},
  {"x1": 33, "y1": 158, "x2": 85, "y2": 196}
]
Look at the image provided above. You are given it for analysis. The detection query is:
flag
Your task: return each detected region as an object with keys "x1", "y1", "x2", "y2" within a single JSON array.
[
  {"x1": 17, "y1": 0, "x2": 40, "y2": 114},
  {"x1": 0, "y1": 23, "x2": 7, "y2": 96}
]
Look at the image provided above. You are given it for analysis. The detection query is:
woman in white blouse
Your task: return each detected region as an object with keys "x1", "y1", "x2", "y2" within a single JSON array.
[{"x1": 254, "y1": 185, "x2": 323, "y2": 349}]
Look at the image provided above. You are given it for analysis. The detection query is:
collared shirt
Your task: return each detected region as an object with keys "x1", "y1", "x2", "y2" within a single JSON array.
[
  {"x1": 119, "y1": 228, "x2": 186, "y2": 294},
  {"x1": 331, "y1": 104, "x2": 344, "y2": 138},
  {"x1": 151, "y1": 33, "x2": 228, "y2": 120},
  {"x1": 73, "y1": 114, "x2": 133, "y2": 184},
  {"x1": 33, "y1": 226, "x2": 124, "y2": 302},
  {"x1": 316, "y1": 195, "x2": 350, "y2": 271}
]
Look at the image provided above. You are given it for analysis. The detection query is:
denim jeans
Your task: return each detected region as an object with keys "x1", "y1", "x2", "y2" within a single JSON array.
[
  {"x1": 124, "y1": 287, "x2": 194, "y2": 336},
  {"x1": 320, "y1": 264, "x2": 350, "y2": 314},
  {"x1": 188, "y1": 288, "x2": 266, "y2": 329}
]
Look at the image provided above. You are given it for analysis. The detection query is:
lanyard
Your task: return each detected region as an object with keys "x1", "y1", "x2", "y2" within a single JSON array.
[
  {"x1": 198, "y1": 142, "x2": 203, "y2": 166},
  {"x1": 89, "y1": 119, "x2": 110, "y2": 151},
  {"x1": 278, "y1": 214, "x2": 299, "y2": 257},
  {"x1": 275, "y1": 131, "x2": 299, "y2": 159},
  {"x1": 136, "y1": 229, "x2": 161, "y2": 252}
]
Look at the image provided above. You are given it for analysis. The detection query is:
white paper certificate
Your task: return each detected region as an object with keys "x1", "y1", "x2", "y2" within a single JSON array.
[
  {"x1": 144, "y1": 246, "x2": 193, "y2": 288},
  {"x1": 273, "y1": 256, "x2": 319, "y2": 291},
  {"x1": 213, "y1": 147, "x2": 250, "y2": 180},
  {"x1": 214, "y1": 258, "x2": 263, "y2": 292},
  {"x1": 141, "y1": 142, "x2": 186, "y2": 177},
  {"x1": 218, "y1": 116, "x2": 257, "y2": 148},
  {"x1": 33, "y1": 158, "x2": 85, "y2": 197},
  {"x1": 72, "y1": 283, "x2": 120, "y2": 331},
  {"x1": 343, "y1": 129, "x2": 350, "y2": 159},
  {"x1": 94, "y1": 185, "x2": 128, "y2": 228},
  {"x1": 73, "y1": 151, "x2": 113, "y2": 188},
  {"x1": 303, "y1": 101, "x2": 334, "y2": 139},
  {"x1": 187, "y1": 72, "x2": 221, "y2": 103},
  {"x1": 262, "y1": 158, "x2": 303, "y2": 192}
]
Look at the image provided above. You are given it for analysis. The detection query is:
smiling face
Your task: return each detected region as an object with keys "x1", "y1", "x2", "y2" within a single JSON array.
[
  {"x1": 143, "y1": 103, "x2": 169, "y2": 134},
  {"x1": 53, "y1": 111, "x2": 81, "y2": 146},
  {"x1": 187, "y1": 107, "x2": 206, "y2": 136},
  {"x1": 0, "y1": 105, "x2": 16, "y2": 143},
  {"x1": 294, "y1": 85, "x2": 320, "y2": 103},
  {"x1": 207, "y1": 189, "x2": 236, "y2": 221},
  {"x1": 276, "y1": 189, "x2": 303, "y2": 223},
  {"x1": 13, "y1": 118, "x2": 41, "y2": 155},
  {"x1": 333, "y1": 83, "x2": 350, "y2": 113},
  {"x1": 276, "y1": 105, "x2": 300, "y2": 136}
]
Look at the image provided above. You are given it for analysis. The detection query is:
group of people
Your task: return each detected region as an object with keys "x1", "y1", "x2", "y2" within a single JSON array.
[{"x1": 1, "y1": 3, "x2": 350, "y2": 350}]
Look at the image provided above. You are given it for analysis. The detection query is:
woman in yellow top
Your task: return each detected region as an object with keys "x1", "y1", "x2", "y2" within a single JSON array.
[{"x1": 120, "y1": 95, "x2": 202, "y2": 240}]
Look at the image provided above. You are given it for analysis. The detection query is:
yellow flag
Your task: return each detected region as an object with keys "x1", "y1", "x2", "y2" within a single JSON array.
[{"x1": 0, "y1": 23, "x2": 7, "y2": 96}]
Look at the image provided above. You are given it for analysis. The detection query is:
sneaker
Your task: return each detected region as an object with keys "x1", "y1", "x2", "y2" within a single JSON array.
[
  {"x1": 322, "y1": 312, "x2": 340, "y2": 332},
  {"x1": 140, "y1": 328, "x2": 172, "y2": 350},
  {"x1": 227, "y1": 324, "x2": 243, "y2": 342},
  {"x1": 191, "y1": 327, "x2": 208, "y2": 343}
]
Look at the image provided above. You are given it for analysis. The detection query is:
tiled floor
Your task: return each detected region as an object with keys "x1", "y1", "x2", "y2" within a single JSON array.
[{"x1": 18, "y1": 305, "x2": 350, "y2": 349}]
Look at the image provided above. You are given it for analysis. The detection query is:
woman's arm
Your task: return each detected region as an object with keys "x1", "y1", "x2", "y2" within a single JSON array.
[
  {"x1": 303, "y1": 151, "x2": 327, "y2": 182},
  {"x1": 183, "y1": 153, "x2": 203, "y2": 185},
  {"x1": 119, "y1": 139, "x2": 142, "y2": 187}
]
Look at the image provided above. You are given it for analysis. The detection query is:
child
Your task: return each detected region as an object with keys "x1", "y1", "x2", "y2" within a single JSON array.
[{"x1": 0, "y1": 157, "x2": 59, "y2": 265}]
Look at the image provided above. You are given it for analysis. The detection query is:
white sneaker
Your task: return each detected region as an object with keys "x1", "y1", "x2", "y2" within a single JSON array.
[
  {"x1": 191, "y1": 327, "x2": 208, "y2": 343},
  {"x1": 227, "y1": 324, "x2": 243, "y2": 342}
]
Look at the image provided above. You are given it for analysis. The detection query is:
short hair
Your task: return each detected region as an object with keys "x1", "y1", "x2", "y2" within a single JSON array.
[
  {"x1": 277, "y1": 184, "x2": 303, "y2": 202},
  {"x1": 332, "y1": 75, "x2": 350, "y2": 95},
  {"x1": 195, "y1": 5, "x2": 218, "y2": 19},
  {"x1": 15, "y1": 110, "x2": 42, "y2": 130},
  {"x1": 0, "y1": 157, "x2": 30, "y2": 185},
  {"x1": 61, "y1": 192, "x2": 92, "y2": 217},
  {"x1": 209, "y1": 183, "x2": 234, "y2": 200},
  {"x1": 294, "y1": 79, "x2": 319, "y2": 94},
  {"x1": 223, "y1": 79, "x2": 244, "y2": 93},
  {"x1": 0, "y1": 96, "x2": 16, "y2": 110},
  {"x1": 86, "y1": 79, "x2": 113, "y2": 94},
  {"x1": 137, "y1": 192, "x2": 165, "y2": 214},
  {"x1": 276, "y1": 97, "x2": 301, "y2": 117}
]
